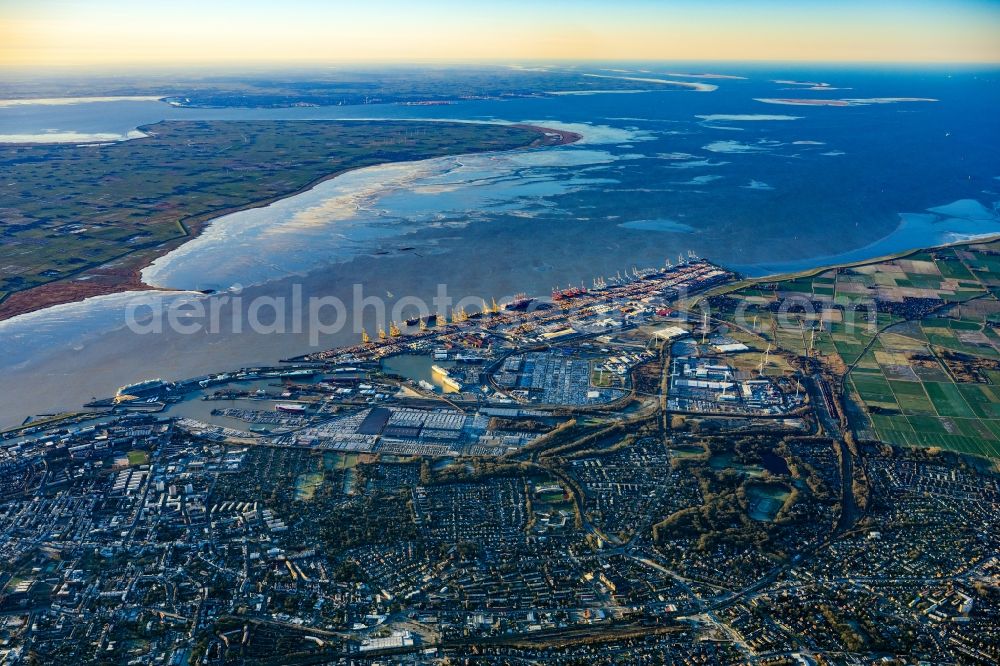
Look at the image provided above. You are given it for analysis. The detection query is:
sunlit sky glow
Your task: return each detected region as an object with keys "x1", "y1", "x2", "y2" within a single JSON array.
[{"x1": 3, "y1": 0, "x2": 999, "y2": 68}]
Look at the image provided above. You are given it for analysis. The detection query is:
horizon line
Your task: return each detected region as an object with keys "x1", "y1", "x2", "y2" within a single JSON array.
[{"x1": 4, "y1": 58, "x2": 1000, "y2": 73}]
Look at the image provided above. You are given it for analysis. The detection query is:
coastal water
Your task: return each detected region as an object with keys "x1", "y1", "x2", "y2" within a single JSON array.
[{"x1": 1, "y1": 66, "x2": 999, "y2": 426}]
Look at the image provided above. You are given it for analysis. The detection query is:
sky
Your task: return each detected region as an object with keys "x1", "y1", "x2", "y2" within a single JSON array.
[{"x1": 2, "y1": 0, "x2": 999, "y2": 68}]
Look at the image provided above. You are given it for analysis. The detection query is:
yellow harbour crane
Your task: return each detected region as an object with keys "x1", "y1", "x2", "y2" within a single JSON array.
[
  {"x1": 389, "y1": 321, "x2": 402, "y2": 336},
  {"x1": 379, "y1": 327, "x2": 387, "y2": 341},
  {"x1": 361, "y1": 328, "x2": 371, "y2": 344}
]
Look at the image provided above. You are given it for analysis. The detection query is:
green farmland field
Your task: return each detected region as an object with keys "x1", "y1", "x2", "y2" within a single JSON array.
[{"x1": 712, "y1": 240, "x2": 1000, "y2": 458}]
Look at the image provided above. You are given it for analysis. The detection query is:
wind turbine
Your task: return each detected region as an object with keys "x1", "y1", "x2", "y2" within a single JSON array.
[{"x1": 759, "y1": 343, "x2": 771, "y2": 375}]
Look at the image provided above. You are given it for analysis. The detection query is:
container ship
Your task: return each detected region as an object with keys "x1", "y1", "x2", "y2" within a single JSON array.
[
  {"x1": 405, "y1": 314, "x2": 437, "y2": 327},
  {"x1": 551, "y1": 285, "x2": 588, "y2": 301},
  {"x1": 504, "y1": 294, "x2": 534, "y2": 311}
]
